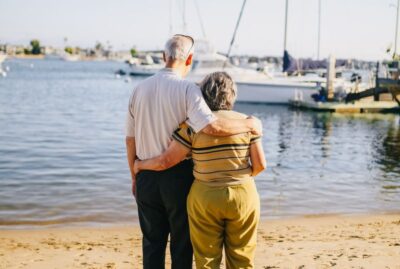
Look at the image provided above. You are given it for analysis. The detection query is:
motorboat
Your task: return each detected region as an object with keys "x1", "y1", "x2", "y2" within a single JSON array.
[
  {"x1": 235, "y1": 78, "x2": 319, "y2": 104},
  {"x1": 62, "y1": 53, "x2": 80, "y2": 61},
  {"x1": 128, "y1": 54, "x2": 164, "y2": 76},
  {"x1": 187, "y1": 40, "x2": 320, "y2": 104}
]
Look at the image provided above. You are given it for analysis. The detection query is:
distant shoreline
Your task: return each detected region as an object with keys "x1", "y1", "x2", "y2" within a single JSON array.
[
  {"x1": 1, "y1": 213, "x2": 399, "y2": 268},
  {"x1": 6, "y1": 55, "x2": 124, "y2": 61},
  {"x1": 11, "y1": 54, "x2": 45, "y2": 59}
]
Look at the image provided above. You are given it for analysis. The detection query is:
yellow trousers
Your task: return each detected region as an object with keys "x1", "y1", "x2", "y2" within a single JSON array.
[{"x1": 187, "y1": 180, "x2": 260, "y2": 269}]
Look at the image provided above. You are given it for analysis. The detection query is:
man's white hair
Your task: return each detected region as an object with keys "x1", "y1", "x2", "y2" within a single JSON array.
[{"x1": 164, "y1": 35, "x2": 194, "y2": 61}]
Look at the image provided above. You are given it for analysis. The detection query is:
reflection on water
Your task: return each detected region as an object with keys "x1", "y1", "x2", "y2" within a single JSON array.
[
  {"x1": 0, "y1": 59, "x2": 399, "y2": 229},
  {"x1": 372, "y1": 119, "x2": 400, "y2": 196},
  {"x1": 377, "y1": 121, "x2": 400, "y2": 174}
]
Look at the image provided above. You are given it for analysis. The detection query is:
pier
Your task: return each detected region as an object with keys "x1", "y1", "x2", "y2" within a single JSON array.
[{"x1": 289, "y1": 100, "x2": 400, "y2": 113}]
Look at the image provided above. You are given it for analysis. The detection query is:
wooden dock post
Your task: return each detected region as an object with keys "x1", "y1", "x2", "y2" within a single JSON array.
[{"x1": 327, "y1": 55, "x2": 336, "y2": 101}]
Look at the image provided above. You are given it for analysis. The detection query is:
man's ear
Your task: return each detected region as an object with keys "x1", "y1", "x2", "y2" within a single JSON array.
[
  {"x1": 163, "y1": 52, "x2": 166, "y2": 62},
  {"x1": 185, "y1": 54, "x2": 193, "y2": 66}
]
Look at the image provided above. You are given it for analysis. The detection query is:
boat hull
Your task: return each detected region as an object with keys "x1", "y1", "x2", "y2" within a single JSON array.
[{"x1": 236, "y1": 81, "x2": 319, "y2": 104}]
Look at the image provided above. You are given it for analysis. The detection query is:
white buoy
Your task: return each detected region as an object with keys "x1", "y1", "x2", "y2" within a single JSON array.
[
  {"x1": 5, "y1": 66, "x2": 10, "y2": 71},
  {"x1": 115, "y1": 74, "x2": 121, "y2": 79},
  {"x1": 30, "y1": 63, "x2": 34, "y2": 68}
]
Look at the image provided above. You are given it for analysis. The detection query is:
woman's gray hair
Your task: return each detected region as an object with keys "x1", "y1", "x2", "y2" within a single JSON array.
[
  {"x1": 164, "y1": 35, "x2": 193, "y2": 61},
  {"x1": 200, "y1": 72, "x2": 237, "y2": 111}
]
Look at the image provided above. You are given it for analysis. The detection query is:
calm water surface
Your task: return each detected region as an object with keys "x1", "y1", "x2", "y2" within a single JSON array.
[{"x1": 0, "y1": 59, "x2": 399, "y2": 229}]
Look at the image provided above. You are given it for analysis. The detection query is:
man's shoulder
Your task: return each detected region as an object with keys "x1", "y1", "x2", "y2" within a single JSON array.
[
  {"x1": 136, "y1": 74, "x2": 158, "y2": 87},
  {"x1": 133, "y1": 73, "x2": 200, "y2": 101},
  {"x1": 163, "y1": 74, "x2": 198, "y2": 89},
  {"x1": 184, "y1": 80, "x2": 201, "y2": 95},
  {"x1": 130, "y1": 74, "x2": 160, "y2": 97}
]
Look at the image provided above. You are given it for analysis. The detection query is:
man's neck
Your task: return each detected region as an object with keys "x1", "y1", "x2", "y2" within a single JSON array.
[{"x1": 165, "y1": 61, "x2": 186, "y2": 77}]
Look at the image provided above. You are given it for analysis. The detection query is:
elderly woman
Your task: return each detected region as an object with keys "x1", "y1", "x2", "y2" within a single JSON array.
[{"x1": 134, "y1": 72, "x2": 266, "y2": 269}]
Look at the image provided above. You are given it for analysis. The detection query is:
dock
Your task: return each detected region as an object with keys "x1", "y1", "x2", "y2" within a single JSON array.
[
  {"x1": 289, "y1": 100, "x2": 400, "y2": 113},
  {"x1": 289, "y1": 57, "x2": 400, "y2": 114}
]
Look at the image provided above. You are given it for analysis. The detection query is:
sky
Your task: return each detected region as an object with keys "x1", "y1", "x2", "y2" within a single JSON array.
[{"x1": 0, "y1": 0, "x2": 397, "y2": 60}]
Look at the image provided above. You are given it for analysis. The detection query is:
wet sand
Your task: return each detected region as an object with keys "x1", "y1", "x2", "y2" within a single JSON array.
[{"x1": 1, "y1": 214, "x2": 399, "y2": 269}]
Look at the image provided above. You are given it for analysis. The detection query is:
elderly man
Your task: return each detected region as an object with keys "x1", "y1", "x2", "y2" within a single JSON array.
[{"x1": 126, "y1": 34, "x2": 262, "y2": 269}]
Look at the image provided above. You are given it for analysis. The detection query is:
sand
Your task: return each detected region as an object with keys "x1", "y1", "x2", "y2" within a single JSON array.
[{"x1": 0, "y1": 214, "x2": 399, "y2": 269}]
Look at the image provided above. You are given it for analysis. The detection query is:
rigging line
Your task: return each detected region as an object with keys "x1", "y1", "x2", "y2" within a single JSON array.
[
  {"x1": 317, "y1": 0, "x2": 321, "y2": 60},
  {"x1": 182, "y1": 0, "x2": 187, "y2": 33},
  {"x1": 174, "y1": 0, "x2": 186, "y2": 33},
  {"x1": 193, "y1": 0, "x2": 207, "y2": 38},
  {"x1": 223, "y1": 0, "x2": 247, "y2": 69}
]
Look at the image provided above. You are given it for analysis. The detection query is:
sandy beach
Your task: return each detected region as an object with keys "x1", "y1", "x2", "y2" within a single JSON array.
[{"x1": 1, "y1": 214, "x2": 399, "y2": 269}]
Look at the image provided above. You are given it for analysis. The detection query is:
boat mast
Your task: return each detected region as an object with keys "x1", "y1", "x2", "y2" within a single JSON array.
[
  {"x1": 394, "y1": 0, "x2": 400, "y2": 58},
  {"x1": 317, "y1": 0, "x2": 321, "y2": 60},
  {"x1": 193, "y1": 0, "x2": 207, "y2": 38},
  {"x1": 283, "y1": 0, "x2": 289, "y2": 53},
  {"x1": 224, "y1": 0, "x2": 247, "y2": 68},
  {"x1": 282, "y1": 0, "x2": 289, "y2": 72}
]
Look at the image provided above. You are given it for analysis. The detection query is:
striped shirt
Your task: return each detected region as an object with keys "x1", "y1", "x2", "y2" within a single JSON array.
[{"x1": 172, "y1": 110, "x2": 261, "y2": 186}]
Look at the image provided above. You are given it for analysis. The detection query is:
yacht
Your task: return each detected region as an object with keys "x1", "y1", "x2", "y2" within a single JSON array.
[
  {"x1": 187, "y1": 40, "x2": 320, "y2": 104},
  {"x1": 128, "y1": 54, "x2": 164, "y2": 76},
  {"x1": 234, "y1": 68, "x2": 373, "y2": 105}
]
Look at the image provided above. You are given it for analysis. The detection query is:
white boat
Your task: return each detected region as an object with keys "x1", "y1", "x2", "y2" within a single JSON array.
[
  {"x1": 235, "y1": 79, "x2": 319, "y2": 104},
  {"x1": 0, "y1": 54, "x2": 7, "y2": 77},
  {"x1": 62, "y1": 53, "x2": 80, "y2": 61},
  {"x1": 187, "y1": 40, "x2": 320, "y2": 104},
  {"x1": 129, "y1": 54, "x2": 164, "y2": 76},
  {"x1": 236, "y1": 69, "x2": 373, "y2": 105},
  {"x1": 129, "y1": 63, "x2": 164, "y2": 76}
]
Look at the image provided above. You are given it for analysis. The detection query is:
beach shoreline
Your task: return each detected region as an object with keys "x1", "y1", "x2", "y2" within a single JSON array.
[{"x1": 1, "y1": 213, "x2": 399, "y2": 269}]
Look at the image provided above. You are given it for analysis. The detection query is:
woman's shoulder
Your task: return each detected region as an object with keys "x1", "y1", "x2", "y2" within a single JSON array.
[{"x1": 213, "y1": 110, "x2": 248, "y2": 120}]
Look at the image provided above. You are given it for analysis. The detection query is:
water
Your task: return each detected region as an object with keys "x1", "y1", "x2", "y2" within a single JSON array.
[{"x1": 0, "y1": 59, "x2": 399, "y2": 229}]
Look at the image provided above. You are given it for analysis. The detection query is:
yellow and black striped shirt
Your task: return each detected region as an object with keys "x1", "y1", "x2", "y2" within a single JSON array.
[{"x1": 172, "y1": 110, "x2": 261, "y2": 186}]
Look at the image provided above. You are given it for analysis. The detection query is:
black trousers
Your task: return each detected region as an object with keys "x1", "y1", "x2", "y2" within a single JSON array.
[{"x1": 136, "y1": 159, "x2": 194, "y2": 269}]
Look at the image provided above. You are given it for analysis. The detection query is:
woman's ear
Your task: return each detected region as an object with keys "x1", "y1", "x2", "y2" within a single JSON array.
[{"x1": 185, "y1": 54, "x2": 193, "y2": 66}]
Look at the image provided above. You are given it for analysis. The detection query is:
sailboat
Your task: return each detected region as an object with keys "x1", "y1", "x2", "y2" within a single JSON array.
[
  {"x1": 228, "y1": 0, "x2": 320, "y2": 104},
  {"x1": 231, "y1": 0, "x2": 372, "y2": 104}
]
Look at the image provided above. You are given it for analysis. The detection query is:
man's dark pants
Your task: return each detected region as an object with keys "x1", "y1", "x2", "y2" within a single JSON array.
[{"x1": 136, "y1": 159, "x2": 194, "y2": 269}]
